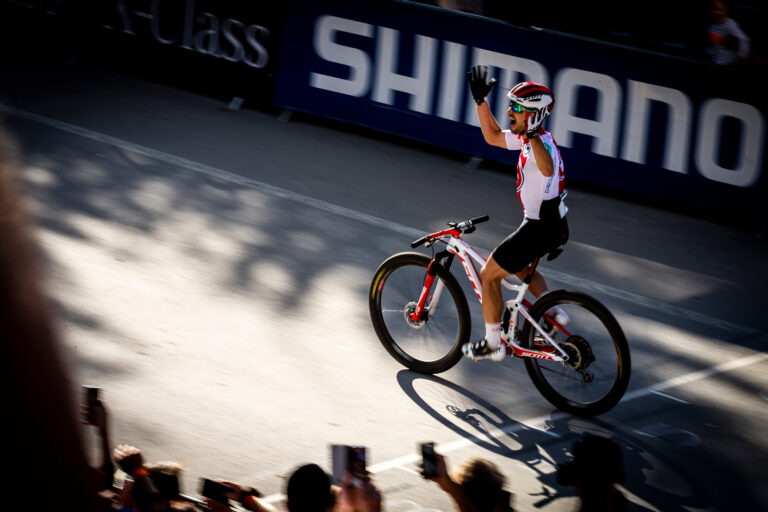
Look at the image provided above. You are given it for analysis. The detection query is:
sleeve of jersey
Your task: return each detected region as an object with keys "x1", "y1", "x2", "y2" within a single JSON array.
[
  {"x1": 503, "y1": 130, "x2": 523, "y2": 150},
  {"x1": 541, "y1": 134, "x2": 560, "y2": 170}
]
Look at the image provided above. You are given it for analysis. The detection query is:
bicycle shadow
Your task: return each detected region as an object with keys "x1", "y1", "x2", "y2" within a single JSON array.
[
  {"x1": 397, "y1": 369, "x2": 555, "y2": 457},
  {"x1": 396, "y1": 370, "x2": 717, "y2": 512},
  {"x1": 396, "y1": 369, "x2": 580, "y2": 509}
]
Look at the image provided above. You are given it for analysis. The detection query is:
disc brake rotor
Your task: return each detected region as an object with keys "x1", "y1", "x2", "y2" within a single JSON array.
[
  {"x1": 560, "y1": 335, "x2": 595, "y2": 371},
  {"x1": 404, "y1": 302, "x2": 426, "y2": 329}
]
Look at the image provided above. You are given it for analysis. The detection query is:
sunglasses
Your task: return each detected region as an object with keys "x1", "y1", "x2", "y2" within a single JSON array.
[{"x1": 508, "y1": 102, "x2": 534, "y2": 113}]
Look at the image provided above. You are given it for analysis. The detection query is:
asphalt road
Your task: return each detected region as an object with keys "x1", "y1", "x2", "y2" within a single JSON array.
[{"x1": 1, "y1": 57, "x2": 767, "y2": 512}]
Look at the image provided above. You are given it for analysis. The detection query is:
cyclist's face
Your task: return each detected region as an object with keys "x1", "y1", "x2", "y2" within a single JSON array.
[{"x1": 507, "y1": 108, "x2": 526, "y2": 134}]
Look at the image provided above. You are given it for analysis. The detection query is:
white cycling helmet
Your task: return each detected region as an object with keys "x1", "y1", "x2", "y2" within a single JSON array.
[{"x1": 507, "y1": 82, "x2": 555, "y2": 114}]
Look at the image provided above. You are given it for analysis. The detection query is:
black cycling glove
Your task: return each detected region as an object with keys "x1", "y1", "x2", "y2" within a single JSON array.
[{"x1": 467, "y1": 65, "x2": 497, "y2": 105}]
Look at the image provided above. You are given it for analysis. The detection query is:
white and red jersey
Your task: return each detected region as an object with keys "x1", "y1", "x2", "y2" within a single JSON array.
[
  {"x1": 707, "y1": 18, "x2": 750, "y2": 65},
  {"x1": 503, "y1": 130, "x2": 565, "y2": 220}
]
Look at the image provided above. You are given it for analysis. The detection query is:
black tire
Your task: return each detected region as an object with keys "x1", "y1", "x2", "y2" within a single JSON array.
[
  {"x1": 369, "y1": 252, "x2": 470, "y2": 374},
  {"x1": 520, "y1": 290, "x2": 631, "y2": 416}
]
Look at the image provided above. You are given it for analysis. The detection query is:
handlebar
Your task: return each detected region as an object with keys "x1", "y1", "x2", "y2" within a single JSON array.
[
  {"x1": 410, "y1": 215, "x2": 489, "y2": 248},
  {"x1": 457, "y1": 215, "x2": 490, "y2": 229}
]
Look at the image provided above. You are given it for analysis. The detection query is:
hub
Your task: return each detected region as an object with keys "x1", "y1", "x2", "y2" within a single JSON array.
[
  {"x1": 404, "y1": 302, "x2": 426, "y2": 329},
  {"x1": 560, "y1": 335, "x2": 595, "y2": 371}
]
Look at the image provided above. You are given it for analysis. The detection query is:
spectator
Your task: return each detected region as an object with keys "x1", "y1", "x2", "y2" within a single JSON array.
[
  {"x1": 287, "y1": 463, "x2": 336, "y2": 512},
  {"x1": 335, "y1": 466, "x2": 383, "y2": 512},
  {"x1": 706, "y1": 0, "x2": 750, "y2": 65},
  {"x1": 203, "y1": 461, "x2": 382, "y2": 512},
  {"x1": 145, "y1": 461, "x2": 206, "y2": 511},
  {"x1": 556, "y1": 434, "x2": 628, "y2": 512},
  {"x1": 113, "y1": 444, "x2": 175, "y2": 512},
  {"x1": 0, "y1": 119, "x2": 100, "y2": 510},
  {"x1": 202, "y1": 463, "x2": 328, "y2": 512},
  {"x1": 422, "y1": 451, "x2": 513, "y2": 512}
]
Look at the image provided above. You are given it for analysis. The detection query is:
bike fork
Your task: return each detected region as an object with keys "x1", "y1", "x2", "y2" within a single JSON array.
[{"x1": 409, "y1": 253, "x2": 453, "y2": 322}]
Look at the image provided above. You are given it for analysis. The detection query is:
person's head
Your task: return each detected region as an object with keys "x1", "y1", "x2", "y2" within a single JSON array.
[
  {"x1": 286, "y1": 463, "x2": 334, "y2": 512},
  {"x1": 557, "y1": 434, "x2": 625, "y2": 491},
  {"x1": 710, "y1": 0, "x2": 729, "y2": 24},
  {"x1": 145, "y1": 461, "x2": 183, "y2": 501},
  {"x1": 506, "y1": 82, "x2": 554, "y2": 135},
  {"x1": 453, "y1": 458, "x2": 507, "y2": 512}
]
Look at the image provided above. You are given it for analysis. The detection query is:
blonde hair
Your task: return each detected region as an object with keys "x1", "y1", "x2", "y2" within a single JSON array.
[{"x1": 453, "y1": 458, "x2": 506, "y2": 512}]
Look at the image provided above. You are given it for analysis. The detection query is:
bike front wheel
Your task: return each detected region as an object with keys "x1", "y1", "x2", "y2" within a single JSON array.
[
  {"x1": 521, "y1": 290, "x2": 631, "y2": 416},
  {"x1": 369, "y1": 252, "x2": 470, "y2": 374}
]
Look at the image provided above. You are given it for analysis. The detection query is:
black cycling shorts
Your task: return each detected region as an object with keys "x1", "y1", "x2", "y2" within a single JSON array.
[{"x1": 491, "y1": 216, "x2": 569, "y2": 274}]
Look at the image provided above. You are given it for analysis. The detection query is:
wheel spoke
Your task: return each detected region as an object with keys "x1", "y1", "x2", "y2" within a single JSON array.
[
  {"x1": 523, "y1": 290, "x2": 630, "y2": 416},
  {"x1": 539, "y1": 365, "x2": 588, "y2": 383},
  {"x1": 370, "y1": 254, "x2": 469, "y2": 374}
]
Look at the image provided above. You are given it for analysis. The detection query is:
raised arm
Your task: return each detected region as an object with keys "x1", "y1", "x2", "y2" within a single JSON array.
[
  {"x1": 528, "y1": 135, "x2": 554, "y2": 176},
  {"x1": 476, "y1": 101, "x2": 507, "y2": 149},
  {"x1": 468, "y1": 65, "x2": 507, "y2": 149}
]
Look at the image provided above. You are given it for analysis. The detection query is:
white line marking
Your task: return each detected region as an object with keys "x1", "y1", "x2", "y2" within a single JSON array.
[
  {"x1": 622, "y1": 352, "x2": 768, "y2": 401},
  {"x1": 394, "y1": 465, "x2": 421, "y2": 476},
  {"x1": 1, "y1": 104, "x2": 755, "y2": 336},
  {"x1": 650, "y1": 389, "x2": 690, "y2": 404}
]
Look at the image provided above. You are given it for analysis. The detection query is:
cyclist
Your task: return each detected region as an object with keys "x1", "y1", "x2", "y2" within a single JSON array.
[{"x1": 462, "y1": 65, "x2": 569, "y2": 362}]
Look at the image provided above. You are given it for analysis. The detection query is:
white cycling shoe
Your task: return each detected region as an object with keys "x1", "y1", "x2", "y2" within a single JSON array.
[
  {"x1": 462, "y1": 338, "x2": 506, "y2": 362},
  {"x1": 543, "y1": 306, "x2": 570, "y2": 336}
]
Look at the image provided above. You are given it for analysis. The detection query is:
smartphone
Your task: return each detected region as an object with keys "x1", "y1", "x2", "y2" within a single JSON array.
[
  {"x1": 200, "y1": 478, "x2": 230, "y2": 504},
  {"x1": 83, "y1": 386, "x2": 100, "y2": 422},
  {"x1": 420, "y1": 442, "x2": 438, "y2": 478},
  {"x1": 331, "y1": 444, "x2": 366, "y2": 486}
]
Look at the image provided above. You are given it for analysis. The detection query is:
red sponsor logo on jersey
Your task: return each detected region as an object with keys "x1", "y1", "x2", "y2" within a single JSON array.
[{"x1": 516, "y1": 147, "x2": 528, "y2": 193}]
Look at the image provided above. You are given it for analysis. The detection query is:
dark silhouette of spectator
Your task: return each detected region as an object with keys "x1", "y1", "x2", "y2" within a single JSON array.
[
  {"x1": 0, "y1": 119, "x2": 100, "y2": 510},
  {"x1": 422, "y1": 451, "x2": 513, "y2": 512},
  {"x1": 145, "y1": 461, "x2": 207, "y2": 511},
  {"x1": 113, "y1": 444, "x2": 180, "y2": 512},
  {"x1": 706, "y1": 0, "x2": 751, "y2": 65},
  {"x1": 556, "y1": 434, "x2": 629, "y2": 512},
  {"x1": 79, "y1": 392, "x2": 203, "y2": 511},
  {"x1": 287, "y1": 463, "x2": 336, "y2": 512},
  {"x1": 203, "y1": 461, "x2": 382, "y2": 512},
  {"x1": 202, "y1": 463, "x2": 330, "y2": 512}
]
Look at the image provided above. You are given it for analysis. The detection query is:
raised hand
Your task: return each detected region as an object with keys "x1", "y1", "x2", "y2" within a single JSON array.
[
  {"x1": 467, "y1": 65, "x2": 497, "y2": 105},
  {"x1": 525, "y1": 107, "x2": 548, "y2": 139}
]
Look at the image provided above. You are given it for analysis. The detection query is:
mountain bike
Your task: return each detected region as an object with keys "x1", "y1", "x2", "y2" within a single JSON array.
[{"x1": 369, "y1": 215, "x2": 630, "y2": 417}]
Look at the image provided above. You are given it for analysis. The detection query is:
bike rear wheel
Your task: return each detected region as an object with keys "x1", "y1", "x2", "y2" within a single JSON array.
[
  {"x1": 369, "y1": 252, "x2": 469, "y2": 374},
  {"x1": 521, "y1": 290, "x2": 631, "y2": 416}
]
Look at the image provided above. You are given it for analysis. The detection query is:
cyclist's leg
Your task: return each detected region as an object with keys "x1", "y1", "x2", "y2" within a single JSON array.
[
  {"x1": 514, "y1": 267, "x2": 548, "y2": 298},
  {"x1": 525, "y1": 216, "x2": 570, "y2": 326},
  {"x1": 480, "y1": 255, "x2": 510, "y2": 324},
  {"x1": 463, "y1": 222, "x2": 538, "y2": 361}
]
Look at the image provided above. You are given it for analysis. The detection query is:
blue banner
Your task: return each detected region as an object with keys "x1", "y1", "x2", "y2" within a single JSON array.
[{"x1": 275, "y1": 0, "x2": 767, "y2": 218}]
